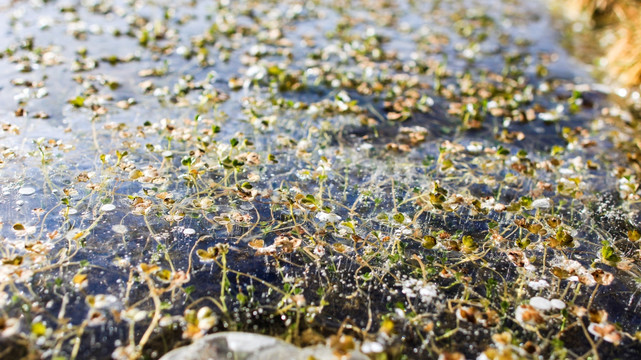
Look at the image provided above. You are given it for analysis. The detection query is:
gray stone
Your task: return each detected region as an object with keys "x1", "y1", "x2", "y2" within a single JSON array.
[{"x1": 159, "y1": 332, "x2": 369, "y2": 360}]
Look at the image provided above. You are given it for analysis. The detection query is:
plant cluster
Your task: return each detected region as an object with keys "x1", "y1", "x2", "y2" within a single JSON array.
[{"x1": 1, "y1": 0, "x2": 641, "y2": 359}]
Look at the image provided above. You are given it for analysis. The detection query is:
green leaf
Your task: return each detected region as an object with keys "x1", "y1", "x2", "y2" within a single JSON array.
[
  {"x1": 181, "y1": 156, "x2": 194, "y2": 166},
  {"x1": 461, "y1": 235, "x2": 477, "y2": 250},
  {"x1": 360, "y1": 272, "x2": 373, "y2": 281},
  {"x1": 422, "y1": 235, "x2": 436, "y2": 249},
  {"x1": 69, "y1": 96, "x2": 85, "y2": 108},
  {"x1": 496, "y1": 146, "x2": 510, "y2": 156},
  {"x1": 267, "y1": 65, "x2": 283, "y2": 76},
  {"x1": 551, "y1": 145, "x2": 564, "y2": 155},
  {"x1": 236, "y1": 293, "x2": 248, "y2": 305},
  {"x1": 601, "y1": 242, "x2": 620, "y2": 263},
  {"x1": 139, "y1": 29, "x2": 150, "y2": 46},
  {"x1": 520, "y1": 196, "x2": 532, "y2": 207},
  {"x1": 393, "y1": 213, "x2": 405, "y2": 224},
  {"x1": 556, "y1": 228, "x2": 573, "y2": 247},
  {"x1": 160, "y1": 301, "x2": 172, "y2": 310}
]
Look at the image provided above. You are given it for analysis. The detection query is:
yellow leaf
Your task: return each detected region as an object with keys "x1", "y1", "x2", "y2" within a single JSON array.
[
  {"x1": 332, "y1": 243, "x2": 347, "y2": 253},
  {"x1": 156, "y1": 269, "x2": 172, "y2": 282},
  {"x1": 31, "y1": 322, "x2": 46, "y2": 336},
  {"x1": 140, "y1": 263, "x2": 160, "y2": 274},
  {"x1": 248, "y1": 239, "x2": 264, "y2": 249},
  {"x1": 73, "y1": 273, "x2": 88, "y2": 285}
]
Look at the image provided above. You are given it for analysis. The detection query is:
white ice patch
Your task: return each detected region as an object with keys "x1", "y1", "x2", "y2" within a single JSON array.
[
  {"x1": 528, "y1": 279, "x2": 549, "y2": 290},
  {"x1": 315, "y1": 212, "x2": 341, "y2": 224},
  {"x1": 401, "y1": 278, "x2": 438, "y2": 304},
  {"x1": 529, "y1": 296, "x2": 552, "y2": 311}
]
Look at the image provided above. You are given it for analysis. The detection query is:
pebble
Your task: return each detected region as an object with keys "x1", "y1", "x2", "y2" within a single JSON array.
[
  {"x1": 112, "y1": 225, "x2": 127, "y2": 234},
  {"x1": 18, "y1": 187, "x2": 36, "y2": 195},
  {"x1": 531, "y1": 198, "x2": 552, "y2": 209},
  {"x1": 100, "y1": 204, "x2": 116, "y2": 212}
]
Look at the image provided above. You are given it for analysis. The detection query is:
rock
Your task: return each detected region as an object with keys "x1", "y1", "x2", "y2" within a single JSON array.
[{"x1": 159, "y1": 332, "x2": 369, "y2": 360}]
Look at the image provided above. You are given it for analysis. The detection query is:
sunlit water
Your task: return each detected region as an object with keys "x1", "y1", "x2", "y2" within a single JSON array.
[{"x1": 1, "y1": 0, "x2": 640, "y2": 359}]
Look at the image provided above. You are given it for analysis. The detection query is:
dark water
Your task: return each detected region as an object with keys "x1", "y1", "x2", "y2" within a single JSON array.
[{"x1": 1, "y1": 0, "x2": 640, "y2": 359}]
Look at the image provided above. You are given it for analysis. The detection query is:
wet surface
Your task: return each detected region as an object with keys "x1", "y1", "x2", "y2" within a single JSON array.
[{"x1": 1, "y1": 0, "x2": 641, "y2": 359}]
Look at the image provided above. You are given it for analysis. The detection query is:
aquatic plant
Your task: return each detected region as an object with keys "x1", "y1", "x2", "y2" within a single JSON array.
[{"x1": 0, "y1": 0, "x2": 641, "y2": 359}]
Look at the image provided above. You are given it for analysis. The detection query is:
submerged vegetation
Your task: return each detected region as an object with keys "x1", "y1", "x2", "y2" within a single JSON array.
[{"x1": 1, "y1": 0, "x2": 641, "y2": 359}]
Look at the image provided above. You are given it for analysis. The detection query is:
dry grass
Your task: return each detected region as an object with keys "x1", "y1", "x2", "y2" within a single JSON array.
[{"x1": 567, "y1": 0, "x2": 641, "y2": 86}]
